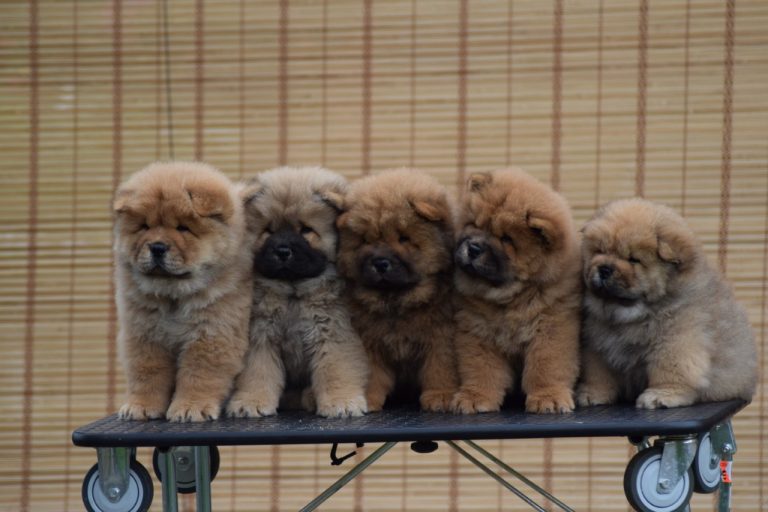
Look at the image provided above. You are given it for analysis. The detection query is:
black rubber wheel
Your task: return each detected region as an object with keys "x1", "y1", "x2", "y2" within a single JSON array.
[
  {"x1": 82, "y1": 460, "x2": 153, "y2": 512},
  {"x1": 624, "y1": 446, "x2": 693, "y2": 512},
  {"x1": 692, "y1": 432, "x2": 721, "y2": 493},
  {"x1": 152, "y1": 445, "x2": 220, "y2": 494}
]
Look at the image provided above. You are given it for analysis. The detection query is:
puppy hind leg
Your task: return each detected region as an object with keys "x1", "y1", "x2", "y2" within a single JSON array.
[
  {"x1": 637, "y1": 333, "x2": 709, "y2": 409},
  {"x1": 419, "y1": 336, "x2": 459, "y2": 412},
  {"x1": 522, "y1": 320, "x2": 579, "y2": 414},
  {"x1": 226, "y1": 342, "x2": 285, "y2": 418},
  {"x1": 575, "y1": 348, "x2": 620, "y2": 407},
  {"x1": 167, "y1": 336, "x2": 248, "y2": 422},
  {"x1": 452, "y1": 334, "x2": 511, "y2": 414},
  {"x1": 365, "y1": 354, "x2": 395, "y2": 412},
  {"x1": 119, "y1": 338, "x2": 175, "y2": 420}
]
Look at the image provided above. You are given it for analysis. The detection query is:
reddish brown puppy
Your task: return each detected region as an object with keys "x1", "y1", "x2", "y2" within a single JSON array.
[
  {"x1": 452, "y1": 169, "x2": 581, "y2": 414},
  {"x1": 337, "y1": 169, "x2": 459, "y2": 412}
]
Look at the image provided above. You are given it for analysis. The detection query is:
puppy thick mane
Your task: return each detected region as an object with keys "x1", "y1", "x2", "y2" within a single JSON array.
[{"x1": 338, "y1": 168, "x2": 454, "y2": 313}]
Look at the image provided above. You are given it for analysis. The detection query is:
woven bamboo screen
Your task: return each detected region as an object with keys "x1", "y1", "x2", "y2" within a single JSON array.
[{"x1": 0, "y1": 0, "x2": 766, "y2": 510}]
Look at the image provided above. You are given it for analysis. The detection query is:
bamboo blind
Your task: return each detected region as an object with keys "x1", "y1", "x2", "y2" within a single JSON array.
[{"x1": 0, "y1": 0, "x2": 766, "y2": 510}]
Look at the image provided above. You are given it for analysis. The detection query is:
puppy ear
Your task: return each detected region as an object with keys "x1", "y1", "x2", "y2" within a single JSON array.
[
  {"x1": 113, "y1": 188, "x2": 135, "y2": 214},
  {"x1": 467, "y1": 172, "x2": 492, "y2": 193},
  {"x1": 410, "y1": 196, "x2": 450, "y2": 223},
  {"x1": 316, "y1": 185, "x2": 346, "y2": 214},
  {"x1": 656, "y1": 230, "x2": 698, "y2": 269},
  {"x1": 239, "y1": 178, "x2": 264, "y2": 205},
  {"x1": 526, "y1": 212, "x2": 560, "y2": 250},
  {"x1": 186, "y1": 186, "x2": 234, "y2": 221}
]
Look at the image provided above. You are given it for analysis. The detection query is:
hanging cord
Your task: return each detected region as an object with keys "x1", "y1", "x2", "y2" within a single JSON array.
[{"x1": 161, "y1": 0, "x2": 176, "y2": 159}]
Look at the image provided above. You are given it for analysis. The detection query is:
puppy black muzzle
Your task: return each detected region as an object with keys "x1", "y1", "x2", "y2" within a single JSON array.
[
  {"x1": 360, "y1": 248, "x2": 418, "y2": 290},
  {"x1": 455, "y1": 237, "x2": 506, "y2": 286},
  {"x1": 256, "y1": 230, "x2": 327, "y2": 280}
]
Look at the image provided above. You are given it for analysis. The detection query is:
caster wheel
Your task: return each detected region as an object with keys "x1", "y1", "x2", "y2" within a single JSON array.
[
  {"x1": 82, "y1": 460, "x2": 153, "y2": 512},
  {"x1": 624, "y1": 446, "x2": 693, "y2": 512},
  {"x1": 152, "y1": 446, "x2": 220, "y2": 494},
  {"x1": 693, "y1": 432, "x2": 721, "y2": 493}
]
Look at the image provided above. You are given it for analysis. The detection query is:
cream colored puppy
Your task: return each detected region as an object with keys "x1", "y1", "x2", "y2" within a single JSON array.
[{"x1": 227, "y1": 167, "x2": 368, "y2": 418}]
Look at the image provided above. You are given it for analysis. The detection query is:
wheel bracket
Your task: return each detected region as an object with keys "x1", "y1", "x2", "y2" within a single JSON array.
[
  {"x1": 95, "y1": 447, "x2": 132, "y2": 504},
  {"x1": 657, "y1": 437, "x2": 697, "y2": 494}
]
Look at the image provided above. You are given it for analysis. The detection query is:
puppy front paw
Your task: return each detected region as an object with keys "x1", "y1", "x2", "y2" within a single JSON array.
[
  {"x1": 576, "y1": 383, "x2": 618, "y2": 407},
  {"x1": 526, "y1": 388, "x2": 574, "y2": 414},
  {"x1": 420, "y1": 389, "x2": 455, "y2": 412},
  {"x1": 316, "y1": 395, "x2": 368, "y2": 418},
  {"x1": 118, "y1": 399, "x2": 167, "y2": 421},
  {"x1": 451, "y1": 389, "x2": 502, "y2": 414},
  {"x1": 225, "y1": 394, "x2": 278, "y2": 418},
  {"x1": 636, "y1": 388, "x2": 695, "y2": 409},
  {"x1": 166, "y1": 398, "x2": 221, "y2": 422}
]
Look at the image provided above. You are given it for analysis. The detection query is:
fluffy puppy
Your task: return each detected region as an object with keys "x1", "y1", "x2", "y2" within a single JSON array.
[
  {"x1": 451, "y1": 169, "x2": 581, "y2": 414},
  {"x1": 577, "y1": 198, "x2": 758, "y2": 409},
  {"x1": 226, "y1": 166, "x2": 368, "y2": 419},
  {"x1": 337, "y1": 169, "x2": 458, "y2": 412},
  {"x1": 113, "y1": 162, "x2": 251, "y2": 422}
]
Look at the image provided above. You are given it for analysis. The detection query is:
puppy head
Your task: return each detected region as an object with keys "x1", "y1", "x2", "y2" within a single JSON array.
[
  {"x1": 113, "y1": 161, "x2": 242, "y2": 296},
  {"x1": 454, "y1": 169, "x2": 579, "y2": 303},
  {"x1": 581, "y1": 198, "x2": 701, "y2": 320},
  {"x1": 242, "y1": 166, "x2": 346, "y2": 281},
  {"x1": 337, "y1": 169, "x2": 454, "y2": 309}
]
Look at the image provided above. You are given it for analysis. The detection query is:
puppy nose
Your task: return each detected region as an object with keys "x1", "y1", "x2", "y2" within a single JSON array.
[
  {"x1": 372, "y1": 257, "x2": 391, "y2": 274},
  {"x1": 275, "y1": 245, "x2": 293, "y2": 261},
  {"x1": 467, "y1": 241, "x2": 485, "y2": 259},
  {"x1": 598, "y1": 264, "x2": 614, "y2": 280},
  {"x1": 149, "y1": 242, "x2": 168, "y2": 258}
]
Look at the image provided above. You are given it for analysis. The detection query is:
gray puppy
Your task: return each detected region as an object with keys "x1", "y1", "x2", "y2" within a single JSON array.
[{"x1": 577, "y1": 198, "x2": 757, "y2": 409}]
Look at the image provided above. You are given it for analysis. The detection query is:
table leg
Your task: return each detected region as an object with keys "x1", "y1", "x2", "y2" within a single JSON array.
[
  {"x1": 299, "y1": 442, "x2": 397, "y2": 512},
  {"x1": 194, "y1": 446, "x2": 212, "y2": 512},
  {"x1": 158, "y1": 448, "x2": 179, "y2": 512},
  {"x1": 711, "y1": 420, "x2": 737, "y2": 512}
]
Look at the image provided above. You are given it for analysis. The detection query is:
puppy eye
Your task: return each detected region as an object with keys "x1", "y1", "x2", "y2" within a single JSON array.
[
  {"x1": 300, "y1": 224, "x2": 315, "y2": 235},
  {"x1": 399, "y1": 234, "x2": 410, "y2": 244},
  {"x1": 628, "y1": 256, "x2": 641, "y2": 264},
  {"x1": 139, "y1": 223, "x2": 149, "y2": 231},
  {"x1": 176, "y1": 225, "x2": 190, "y2": 232},
  {"x1": 264, "y1": 226, "x2": 274, "y2": 235},
  {"x1": 500, "y1": 235, "x2": 514, "y2": 245}
]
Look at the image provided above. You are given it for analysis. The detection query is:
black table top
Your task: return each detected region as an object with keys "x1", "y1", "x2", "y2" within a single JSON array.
[{"x1": 72, "y1": 400, "x2": 745, "y2": 448}]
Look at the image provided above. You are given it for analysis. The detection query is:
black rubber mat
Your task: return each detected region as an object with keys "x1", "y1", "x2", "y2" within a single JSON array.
[{"x1": 72, "y1": 400, "x2": 745, "y2": 448}]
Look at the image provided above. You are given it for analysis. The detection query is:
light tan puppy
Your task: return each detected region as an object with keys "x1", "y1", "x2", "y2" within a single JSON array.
[
  {"x1": 577, "y1": 198, "x2": 758, "y2": 409},
  {"x1": 337, "y1": 169, "x2": 458, "y2": 412},
  {"x1": 451, "y1": 169, "x2": 581, "y2": 414},
  {"x1": 226, "y1": 167, "x2": 368, "y2": 419},
  {"x1": 113, "y1": 162, "x2": 251, "y2": 422}
]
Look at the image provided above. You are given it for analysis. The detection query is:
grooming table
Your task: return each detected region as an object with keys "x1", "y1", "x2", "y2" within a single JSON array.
[{"x1": 73, "y1": 400, "x2": 745, "y2": 512}]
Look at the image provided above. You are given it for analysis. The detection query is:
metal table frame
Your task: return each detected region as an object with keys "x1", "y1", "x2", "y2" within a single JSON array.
[{"x1": 73, "y1": 400, "x2": 745, "y2": 512}]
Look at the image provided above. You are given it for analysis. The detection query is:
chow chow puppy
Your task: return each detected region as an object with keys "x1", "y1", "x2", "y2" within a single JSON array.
[
  {"x1": 113, "y1": 162, "x2": 251, "y2": 422},
  {"x1": 226, "y1": 166, "x2": 368, "y2": 418},
  {"x1": 577, "y1": 198, "x2": 758, "y2": 409},
  {"x1": 451, "y1": 169, "x2": 581, "y2": 414},
  {"x1": 337, "y1": 169, "x2": 458, "y2": 412}
]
